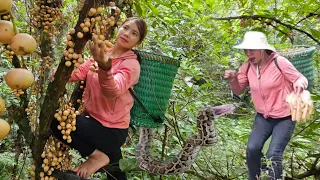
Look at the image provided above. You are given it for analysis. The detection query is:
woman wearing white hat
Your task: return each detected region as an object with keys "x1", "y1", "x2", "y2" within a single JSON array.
[{"x1": 224, "y1": 31, "x2": 308, "y2": 180}]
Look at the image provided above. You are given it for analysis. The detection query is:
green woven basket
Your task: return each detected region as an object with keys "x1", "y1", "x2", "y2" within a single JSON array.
[
  {"x1": 279, "y1": 46, "x2": 316, "y2": 90},
  {"x1": 130, "y1": 50, "x2": 180, "y2": 128}
]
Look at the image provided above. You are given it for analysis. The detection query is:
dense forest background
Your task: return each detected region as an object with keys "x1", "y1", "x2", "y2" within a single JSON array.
[{"x1": 0, "y1": 0, "x2": 320, "y2": 179}]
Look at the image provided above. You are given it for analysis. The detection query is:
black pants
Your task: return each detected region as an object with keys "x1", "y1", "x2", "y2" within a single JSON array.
[{"x1": 51, "y1": 115, "x2": 128, "y2": 180}]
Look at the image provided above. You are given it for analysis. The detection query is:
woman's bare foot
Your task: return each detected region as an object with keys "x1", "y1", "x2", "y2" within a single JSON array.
[{"x1": 73, "y1": 149, "x2": 110, "y2": 178}]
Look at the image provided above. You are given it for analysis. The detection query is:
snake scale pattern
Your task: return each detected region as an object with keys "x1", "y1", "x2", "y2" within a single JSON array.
[{"x1": 135, "y1": 104, "x2": 235, "y2": 175}]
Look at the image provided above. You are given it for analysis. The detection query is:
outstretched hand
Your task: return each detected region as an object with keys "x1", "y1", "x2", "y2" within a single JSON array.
[{"x1": 89, "y1": 34, "x2": 112, "y2": 71}]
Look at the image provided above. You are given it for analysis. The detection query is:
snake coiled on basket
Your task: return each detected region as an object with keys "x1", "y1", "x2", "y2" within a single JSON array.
[{"x1": 135, "y1": 104, "x2": 235, "y2": 175}]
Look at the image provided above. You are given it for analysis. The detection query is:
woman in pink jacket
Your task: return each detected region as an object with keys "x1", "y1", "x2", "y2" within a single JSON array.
[
  {"x1": 224, "y1": 31, "x2": 308, "y2": 180},
  {"x1": 51, "y1": 17, "x2": 147, "y2": 179}
]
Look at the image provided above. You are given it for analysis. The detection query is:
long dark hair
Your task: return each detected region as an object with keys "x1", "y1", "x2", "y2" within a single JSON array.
[{"x1": 265, "y1": 50, "x2": 274, "y2": 55}]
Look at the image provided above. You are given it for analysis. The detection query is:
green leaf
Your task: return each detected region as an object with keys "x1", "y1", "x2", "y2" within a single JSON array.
[
  {"x1": 134, "y1": 2, "x2": 144, "y2": 16},
  {"x1": 119, "y1": 158, "x2": 139, "y2": 172},
  {"x1": 0, "y1": 67, "x2": 10, "y2": 72},
  {"x1": 311, "y1": 94, "x2": 320, "y2": 101},
  {"x1": 310, "y1": 29, "x2": 320, "y2": 39},
  {"x1": 153, "y1": 0, "x2": 171, "y2": 7},
  {"x1": 172, "y1": 51, "x2": 177, "y2": 57}
]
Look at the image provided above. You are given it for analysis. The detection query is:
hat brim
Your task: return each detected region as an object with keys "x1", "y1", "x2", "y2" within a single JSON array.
[{"x1": 233, "y1": 42, "x2": 276, "y2": 52}]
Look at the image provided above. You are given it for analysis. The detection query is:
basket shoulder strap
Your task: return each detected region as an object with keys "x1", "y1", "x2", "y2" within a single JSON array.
[
  {"x1": 129, "y1": 88, "x2": 148, "y2": 114},
  {"x1": 246, "y1": 62, "x2": 251, "y2": 75},
  {"x1": 247, "y1": 58, "x2": 281, "y2": 75},
  {"x1": 274, "y1": 57, "x2": 282, "y2": 73},
  {"x1": 129, "y1": 88, "x2": 162, "y2": 123}
]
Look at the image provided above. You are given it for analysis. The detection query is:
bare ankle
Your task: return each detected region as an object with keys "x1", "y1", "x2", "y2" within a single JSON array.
[{"x1": 89, "y1": 149, "x2": 110, "y2": 164}]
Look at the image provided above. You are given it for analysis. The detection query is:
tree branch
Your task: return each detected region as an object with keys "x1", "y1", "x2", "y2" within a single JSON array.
[
  {"x1": 311, "y1": 157, "x2": 320, "y2": 170},
  {"x1": 293, "y1": 166, "x2": 320, "y2": 179},
  {"x1": 7, "y1": 104, "x2": 33, "y2": 145},
  {"x1": 296, "y1": 8, "x2": 320, "y2": 24},
  {"x1": 269, "y1": 23, "x2": 294, "y2": 44},
  {"x1": 211, "y1": 15, "x2": 320, "y2": 45},
  {"x1": 33, "y1": 0, "x2": 96, "y2": 178},
  {"x1": 292, "y1": 118, "x2": 318, "y2": 138},
  {"x1": 285, "y1": 151, "x2": 320, "y2": 179}
]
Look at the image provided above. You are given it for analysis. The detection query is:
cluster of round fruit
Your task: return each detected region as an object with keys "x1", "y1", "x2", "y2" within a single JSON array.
[
  {"x1": 39, "y1": 136, "x2": 73, "y2": 180},
  {"x1": 3, "y1": 45, "x2": 14, "y2": 61},
  {"x1": 0, "y1": 20, "x2": 37, "y2": 55},
  {"x1": 39, "y1": 56, "x2": 53, "y2": 73},
  {"x1": 63, "y1": 3, "x2": 119, "y2": 69},
  {"x1": 25, "y1": 101, "x2": 37, "y2": 133},
  {"x1": 54, "y1": 103, "x2": 79, "y2": 143},
  {"x1": 0, "y1": 0, "x2": 37, "y2": 58},
  {"x1": 63, "y1": 29, "x2": 84, "y2": 68},
  {"x1": 76, "y1": 81, "x2": 86, "y2": 105},
  {"x1": 76, "y1": 0, "x2": 85, "y2": 12},
  {"x1": 31, "y1": 0, "x2": 62, "y2": 35},
  {"x1": 0, "y1": 1, "x2": 36, "y2": 97},
  {"x1": 31, "y1": 83, "x2": 42, "y2": 95},
  {"x1": 1, "y1": 13, "x2": 11, "y2": 20}
]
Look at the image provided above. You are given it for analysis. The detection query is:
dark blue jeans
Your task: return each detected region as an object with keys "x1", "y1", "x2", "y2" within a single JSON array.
[{"x1": 246, "y1": 113, "x2": 295, "y2": 180}]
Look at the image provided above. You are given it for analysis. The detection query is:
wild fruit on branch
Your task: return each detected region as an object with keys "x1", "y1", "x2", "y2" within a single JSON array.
[
  {"x1": 38, "y1": 136, "x2": 73, "y2": 180},
  {"x1": 0, "y1": 119, "x2": 10, "y2": 140},
  {"x1": 0, "y1": 20, "x2": 15, "y2": 44},
  {"x1": 10, "y1": 33, "x2": 37, "y2": 55},
  {"x1": 0, "y1": 0, "x2": 12, "y2": 15},
  {"x1": 54, "y1": 103, "x2": 79, "y2": 143},
  {"x1": 286, "y1": 90, "x2": 313, "y2": 121},
  {"x1": 0, "y1": 98, "x2": 10, "y2": 141},
  {"x1": 0, "y1": 97, "x2": 5, "y2": 115},
  {"x1": 4, "y1": 68, "x2": 35, "y2": 97},
  {"x1": 63, "y1": 3, "x2": 118, "y2": 71}
]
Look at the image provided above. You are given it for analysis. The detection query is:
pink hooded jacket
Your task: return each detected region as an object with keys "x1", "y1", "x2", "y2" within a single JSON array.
[
  {"x1": 69, "y1": 50, "x2": 140, "y2": 129},
  {"x1": 230, "y1": 52, "x2": 308, "y2": 119}
]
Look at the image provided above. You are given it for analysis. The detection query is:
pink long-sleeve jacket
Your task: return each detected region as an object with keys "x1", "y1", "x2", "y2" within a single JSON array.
[
  {"x1": 69, "y1": 50, "x2": 140, "y2": 129},
  {"x1": 230, "y1": 52, "x2": 308, "y2": 119}
]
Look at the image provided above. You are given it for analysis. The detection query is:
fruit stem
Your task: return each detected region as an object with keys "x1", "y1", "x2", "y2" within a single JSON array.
[
  {"x1": 9, "y1": 11, "x2": 18, "y2": 35},
  {"x1": 21, "y1": 56, "x2": 26, "y2": 68}
]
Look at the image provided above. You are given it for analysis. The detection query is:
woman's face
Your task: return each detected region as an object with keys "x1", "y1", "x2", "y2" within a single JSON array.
[
  {"x1": 115, "y1": 20, "x2": 141, "y2": 49},
  {"x1": 244, "y1": 49, "x2": 264, "y2": 64}
]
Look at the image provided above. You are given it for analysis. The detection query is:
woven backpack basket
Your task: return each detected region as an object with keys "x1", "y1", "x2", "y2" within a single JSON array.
[
  {"x1": 279, "y1": 46, "x2": 316, "y2": 90},
  {"x1": 130, "y1": 50, "x2": 180, "y2": 128}
]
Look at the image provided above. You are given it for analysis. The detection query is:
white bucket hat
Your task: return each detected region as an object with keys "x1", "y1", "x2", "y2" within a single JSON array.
[{"x1": 233, "y1": 31, "x2": 276, "y2": 51}]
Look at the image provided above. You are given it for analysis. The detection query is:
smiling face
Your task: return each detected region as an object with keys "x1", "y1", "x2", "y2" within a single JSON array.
[
  {"x1": 115, "y1": 20, "x2": 141, "y2": 50},
  {"x1": 244, "y1": 49, "x2": 264, "y2": 65}
]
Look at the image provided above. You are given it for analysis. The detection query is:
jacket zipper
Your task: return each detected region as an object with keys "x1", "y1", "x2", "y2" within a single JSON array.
[{"x1": 257, "y1": 65, "x2": 268, "y2": 117}]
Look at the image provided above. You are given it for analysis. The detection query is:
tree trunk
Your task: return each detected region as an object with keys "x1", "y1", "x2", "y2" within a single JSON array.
[{"x1": 32, "y1": 0, "x2": 127, "y2": 179}]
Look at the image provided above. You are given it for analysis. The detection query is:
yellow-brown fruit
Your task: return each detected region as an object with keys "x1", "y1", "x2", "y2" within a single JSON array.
[
  {"x1": 4, "y1": 68, "x2": 34, "y2": 89},
  {"x1": 97, "y1": 7, "x2": 104, "y2": 14},
  {"x1": 65, "y1": 61, "x2": 72, "y2": 67},
  {"x1": 69, "y1": 28, "x2": 76, "y2": 35},
  {"x1": 0, "y1": 20, "x2": 15, "y2": 44},
  {"x1": 10, "y1": 33, "x2": 37, "y2": 55},
  {"x1": 0, "y1": 98, "x2": 5, "y2": 115},
  {"x1": 0, "y1": 0, "x2": 12, "y2": 15},
  {"x1": 109, "y1": 2, "x2": 116, "y2": 7},
  {"x1": 77, "y1": 32, "x2": 83, "y2": 38},
  {"x1": 0, "y1": 119, "x2": 10, "y2": 140},
  {"x1": 115, "y1": 8, "x2": 121, "y2": 14}
]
